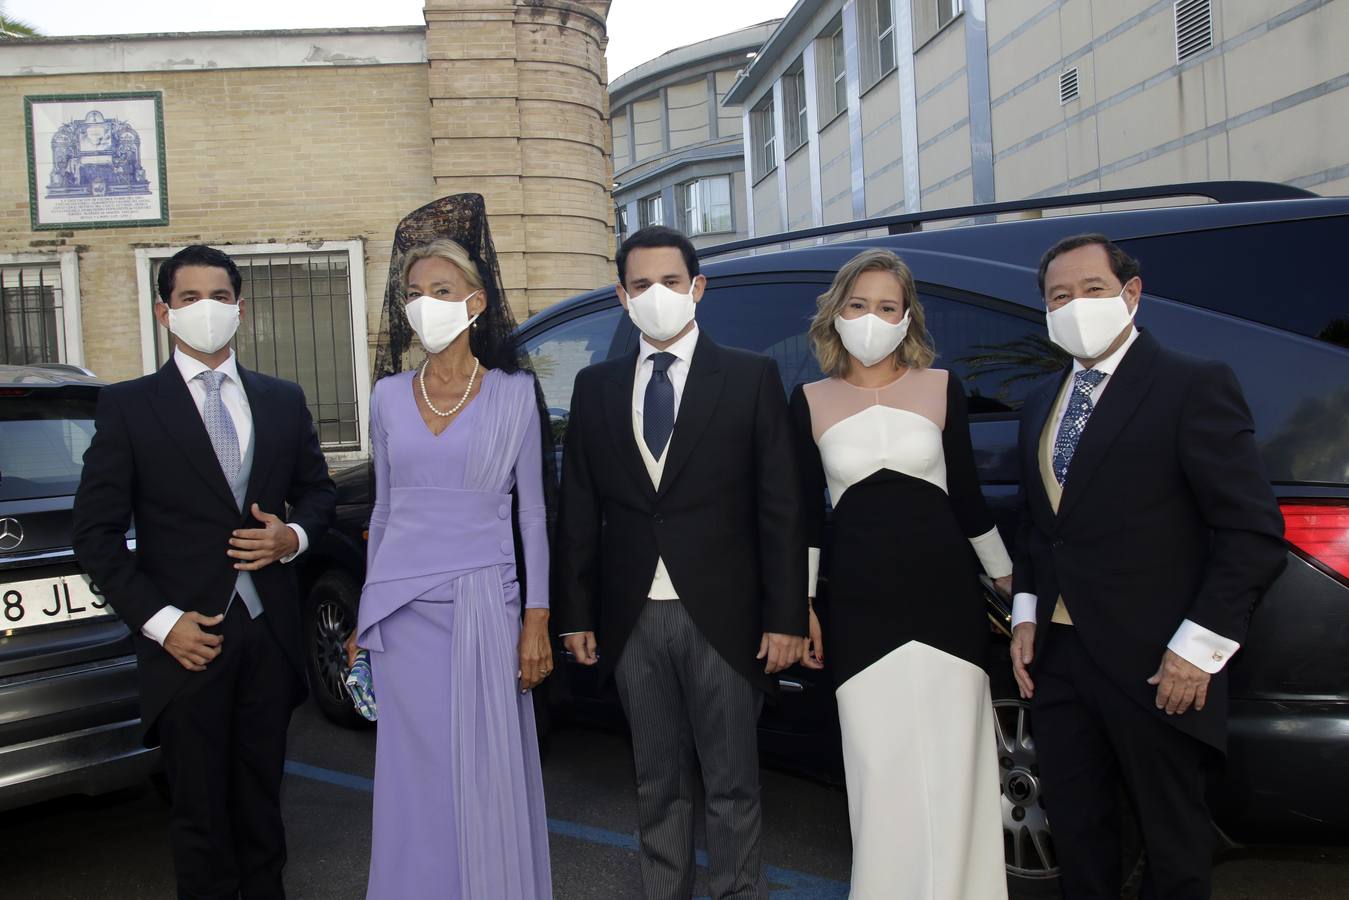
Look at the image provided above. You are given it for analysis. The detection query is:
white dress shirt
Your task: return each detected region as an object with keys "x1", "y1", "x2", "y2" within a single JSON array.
[
  {"x1": 1010, "y1": 328, "x2": 1240, "y2": 674},
  {"x1": 141, "y1": 349, "x2": 309, "y2": 646}
]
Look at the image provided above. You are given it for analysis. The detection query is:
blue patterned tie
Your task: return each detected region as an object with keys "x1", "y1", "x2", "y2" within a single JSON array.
[
  {"x1": 1052, "y1": 368, "x2": 1107, "y2": 485},
  {"x1": 197, "y1": 370, "x2": 241, "y2": 491},
  {"x1": 643, "y1": 352, "x2": 677, "y2": 460}
]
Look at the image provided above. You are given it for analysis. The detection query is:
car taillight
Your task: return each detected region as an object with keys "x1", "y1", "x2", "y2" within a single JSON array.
[{"x1": 1280, "y1": 500, "x2": 1349, "y2": 582}]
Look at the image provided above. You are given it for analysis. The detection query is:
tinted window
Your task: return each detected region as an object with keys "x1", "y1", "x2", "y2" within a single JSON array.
[
  {"x1": 922, "y1": 290, "x2": 1064, "y2": 415},
  {"x1": 523, "y1": 305, "x2": 624, "y2": 440},
  {"x1": 0, "y1": 393, "x2": 97, "y2": 501},
  {"x1": 1120, "y1": 217, "x2": 1349, "y2": 348},
  {"x1": 695, "y1": 278, "x2": 826, "y2": 391}
]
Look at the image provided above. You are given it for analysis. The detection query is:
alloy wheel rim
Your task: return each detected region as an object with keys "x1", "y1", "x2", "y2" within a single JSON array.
[{"x1": 993, "y1": 698, "x2": 1058, "y2": 879}]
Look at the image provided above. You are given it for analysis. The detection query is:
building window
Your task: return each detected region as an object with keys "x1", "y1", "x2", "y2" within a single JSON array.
[
  {"x1": 639, "y1": 194, "x2": 663, "y2": 228},
  {"x1": 615, "y1": 205, "x2": 629, "y2": 241},
  {"x1": 751, "y1": 97, "x2": 777, "y2": 182},
  {"x1": 0, "y1": 252, "x2": 82, "y2": 368},
  {"x1": 817, "y1": 24, "x2": 848, "y2": 123},
  {"x1": 142, "y1": 242, "x2": 369, "y2": 454},
  {"x1": 914, "y1": 0, "x2": 963, "y2": 49},
  {"x1": 678, "y1": 176, "x2": 734, "y2": 236},
  {"x1": 861, "y1": 0, "x2": 898, "y2": 89},
  {"x1": 937, "y1": 0, "x2": 963, "y2": 30},
  {"x1": 783, "y1": 63, "x2": 809, "y2": 154}
]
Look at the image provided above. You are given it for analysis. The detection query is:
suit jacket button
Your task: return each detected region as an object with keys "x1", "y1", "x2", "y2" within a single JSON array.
[
  {"x1": 653, "y1": 514, "x2": 664, "y2": 524},
  {"x1": 497, "y1": 504, "x2": 510, "y2": 520},
  {"x1": 500, "y1": 540, "x2": 512, "y2": 555}
]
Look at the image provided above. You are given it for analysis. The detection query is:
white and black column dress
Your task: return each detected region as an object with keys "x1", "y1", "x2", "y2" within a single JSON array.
[{"x1": 790, "y1": 368, "x2": 1011, "y2": 900}]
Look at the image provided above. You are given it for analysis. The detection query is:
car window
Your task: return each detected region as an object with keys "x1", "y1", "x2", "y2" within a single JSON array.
[
  {"x1": 1119, "y1": 217, "x2": 1349, "y2": 348},
  {"x1": 921, "y1": 290, "x2": 1064, "y2": 415},
  {"x1": 0, "y1": 394, "x2": 97, "y2": 501},
  {"x1": 694, "y1": 278, "x2": 826, "y2": 391},
  {"x1": 522, "y1": 305, "x2": 624, "y2": 441}
]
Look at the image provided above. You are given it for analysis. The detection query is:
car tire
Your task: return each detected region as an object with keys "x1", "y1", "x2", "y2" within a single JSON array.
[{"x1": 304, "y1": 569, "x2": 370, "y2": 730}]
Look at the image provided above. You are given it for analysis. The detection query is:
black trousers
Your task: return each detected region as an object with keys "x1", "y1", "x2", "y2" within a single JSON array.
[
  {"x1": 157, "y1": 601, "x2": 297, "y2": 900},
  {"x1": 1032, "y1": 624, "x2": 1214, "y2": 900},
  {"x1": 614, "y1": 600, "x2": 767, "y2": 900}
]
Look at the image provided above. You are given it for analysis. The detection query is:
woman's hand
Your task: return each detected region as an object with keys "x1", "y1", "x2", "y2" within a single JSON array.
[
  {"x1": 518, "y1": 609, "x2": 553, "y2": 692},
  {"x1": 802, "y1": 603, "x2": 824, "y2": 670},
  {"x1": 345, "y1": 630, "x2": 359, "y2": 670}
]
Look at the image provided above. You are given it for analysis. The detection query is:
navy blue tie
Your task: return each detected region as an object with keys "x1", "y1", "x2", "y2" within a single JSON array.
[
  {"x1": 1052, "y1": 368, "x2": 1107, "y2": 485},
  {"x1": 643, "y1": 352, "x2": 677, "y2": 460}
]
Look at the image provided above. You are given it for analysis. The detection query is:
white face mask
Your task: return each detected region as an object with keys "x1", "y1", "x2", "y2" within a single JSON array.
[
  {"x1": 167, "y1": 299, "x2": 241, "y2": 355},
  {"x1": 625, "y1": 282, "x2": 697, "y2": 342},
  {"x1": 833, "y1": 310, "x2": 911, "y2": 368},
  {"x1": 405, "y1": 292, "x2": 480, "y2": 355},
  {"x1": 1045, "y1": 292, "x2": 1137, "y2": 360}
]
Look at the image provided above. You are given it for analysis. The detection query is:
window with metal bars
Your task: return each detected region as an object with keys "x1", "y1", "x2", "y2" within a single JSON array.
[
  {"x1": 153, "y1": 251, "x2": 361, "y2": 450},
  {"x1": 0, "y1": 264, "x2": 65, "y2": 366},
  {"x1": 1175, "y1": 0, "x2": 1213, "y2": 63},
  {"x1": 1059, "y1": 67, "x2": 1080, "y2": 105}
]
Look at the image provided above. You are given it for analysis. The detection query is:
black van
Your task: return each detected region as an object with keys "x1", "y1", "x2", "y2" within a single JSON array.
[{"x1": 303, "y1": 182, "x2": 1349, "y2": 897}]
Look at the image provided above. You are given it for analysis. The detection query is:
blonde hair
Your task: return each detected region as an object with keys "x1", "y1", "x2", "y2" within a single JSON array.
[
  {"x1": 808, "y1": 248, "x2": 937, "y2": 377},
  {"x1": 400, "y1": 239, "x2": 484, "y2": 296}
]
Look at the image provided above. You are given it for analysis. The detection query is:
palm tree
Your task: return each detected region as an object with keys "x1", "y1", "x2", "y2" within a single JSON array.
[{"x1": 0, "y1": 4, "x2": 40, "y2": 38}]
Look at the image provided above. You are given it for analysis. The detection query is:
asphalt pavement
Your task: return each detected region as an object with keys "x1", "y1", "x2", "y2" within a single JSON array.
[{"x1": 1, "y1": 699, "x2": 1344, "y2": 899}]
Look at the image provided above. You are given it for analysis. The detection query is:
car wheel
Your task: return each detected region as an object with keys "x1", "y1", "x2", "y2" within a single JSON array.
[
  {"x1": 304, "y1": 570, "x2": 369, "y2": 730},
  {"x1": 992, "y1": 695, "x2": 1145, "y2": 900}
]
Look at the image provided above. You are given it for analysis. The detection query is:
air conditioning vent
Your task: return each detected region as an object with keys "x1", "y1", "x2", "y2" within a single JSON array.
[
  {"x1": 1175, "y1": 0, "x2": 1213, "y2": 63},
  {"x1": 1059, "y1": 67, "x2": 1080, "y2": 105}
]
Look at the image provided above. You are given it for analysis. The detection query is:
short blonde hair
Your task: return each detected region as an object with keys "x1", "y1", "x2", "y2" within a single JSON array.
[
  {"x1": 400, "y1": 239, "x2": 484, "y2": 296},
  {"x1": 808, "y1": 248, "x2": 937, "y2": 377}
]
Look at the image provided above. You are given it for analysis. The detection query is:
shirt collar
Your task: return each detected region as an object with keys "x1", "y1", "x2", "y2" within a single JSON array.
[
  {"x1": 638, "y1": 323, "x2": 700, "y2": 368},
  {"x1": 1071, "y1": 326, "x2": 1140, "y2": 379},
  {"x1": 174, "y1": 347, "x2": 241, "y2": 387}
]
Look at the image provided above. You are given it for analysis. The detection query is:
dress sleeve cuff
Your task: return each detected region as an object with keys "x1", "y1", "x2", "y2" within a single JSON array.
[
  {"x1": 142, "y1": 606, "x2": 185, "y2": 646},
  {"x1": 969, "y1": 527, "x2": 1013, "y2": 579},
  {"x1": 280, "y1": 523, "x2": 309, "y2": 564},
  {"x1": 807, "y1": 547, "x2": 820, "y2": 599},
  {"x1": 1168, "y1": 618, "x2": 1241, "y2": 674},
  {"x1": 1011, "y1": 593, "x2": 1038, "y2": 629}
]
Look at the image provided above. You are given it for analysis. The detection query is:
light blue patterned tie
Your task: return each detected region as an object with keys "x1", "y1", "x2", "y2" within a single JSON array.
[
  {"x1": 196, "y1": 370, "x2": 241, "y2": 490},
  {"x1": 1052, "y1": 368, "x2": 1107, "y2": 485}
]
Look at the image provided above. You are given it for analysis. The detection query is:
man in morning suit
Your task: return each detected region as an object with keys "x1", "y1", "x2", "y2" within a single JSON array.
[
  {"x1": 73, "y1": 245, "x2": 336, "y2": 900},
  {"x1": 555, "y1": 226, "x2": 807, "y2": 899},
  {"x1": 1009, "y1": 234, "x2": 1286, "y2": 899}
]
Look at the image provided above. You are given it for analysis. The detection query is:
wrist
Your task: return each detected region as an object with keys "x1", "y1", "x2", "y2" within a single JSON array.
[{"x1": 524, "y1": 608, "x2": 550, "y2": 622}]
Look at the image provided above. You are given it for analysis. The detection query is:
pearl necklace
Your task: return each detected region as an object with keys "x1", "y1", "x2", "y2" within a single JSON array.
[{"x1": 419, "y1": 357, "x2": 479, "y2": 417}]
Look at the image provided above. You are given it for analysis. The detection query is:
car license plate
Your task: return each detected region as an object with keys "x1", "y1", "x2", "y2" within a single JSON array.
[{"x1": 1, "y1": 573, "x2": 114, "y2": 632}]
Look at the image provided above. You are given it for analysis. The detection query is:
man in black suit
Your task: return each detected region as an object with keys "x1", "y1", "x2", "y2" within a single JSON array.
[
  {"x1": 555, "y1": 226, "x2": 807, "y2": 899},
  {"x1": 73, "y1": 245, "x2": 336, "y2": 900},
  {"x1": 1009, "y1": 234, "x2": 1286, "y2": 899}
]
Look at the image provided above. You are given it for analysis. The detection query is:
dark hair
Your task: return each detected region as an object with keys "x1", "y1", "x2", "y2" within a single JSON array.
[
  {"x1": 616, "y1": 226, "x2": 700, "y2": 288},
  {"x1": 157, "y1": 245, "x2": 243, "y2": 303},
  {"x1": 1036, "y1": 233, "x2": 1141, "y2": 297}
]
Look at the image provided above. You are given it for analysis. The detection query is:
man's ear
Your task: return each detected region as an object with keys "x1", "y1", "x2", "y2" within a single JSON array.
[
  {"x1": 615, "y1": 283, "x2": 630, "y2": 308},
  {"x1": 153, "y1": 300, "x2": 171, "y2": 330},
  {"x1": 690, "y1": 274, "x2": 707, "y2": 304},
  {"x1": 237, "y1": 297, "x2": 247, "y2": 323},
  {"x1": 1122, "y1": 276, "x2": 1142, "y2": 311}
]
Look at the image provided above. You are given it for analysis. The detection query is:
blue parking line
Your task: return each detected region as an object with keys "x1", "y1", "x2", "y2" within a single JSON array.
[{"x1": 284, "y1": 760, "x2": 849, "y2": 899}]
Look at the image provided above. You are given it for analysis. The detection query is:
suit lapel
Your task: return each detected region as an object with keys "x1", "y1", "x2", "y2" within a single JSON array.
[
  {"x1": 657, "y1": 337, "x2": 724, "y2": 499},
  {"x1": 602, "y1": 351, "x2": 656, "y2": 502},
  {"x1": 1056, "y1": 332, "x2": 1159, "y2": 523},
  {"x1": 239, "y1": 366, "x2": 276, "y2": 516},
  {"x1": 149, "y1": 361, "x2": 238, "y2": 512},
  {"x1": 1022, "y1": 373, "x2": 1064, "y2": 525}
]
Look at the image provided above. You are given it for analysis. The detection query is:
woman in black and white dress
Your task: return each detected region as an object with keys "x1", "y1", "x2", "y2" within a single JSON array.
[{"x1": 792, "y1": 249, "x2": 1011, "y2": 899}]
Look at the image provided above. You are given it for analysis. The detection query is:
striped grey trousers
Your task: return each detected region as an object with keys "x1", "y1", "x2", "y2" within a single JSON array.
[{"x1": 615, "y1": 599, "x2": 767, "y2": 900}]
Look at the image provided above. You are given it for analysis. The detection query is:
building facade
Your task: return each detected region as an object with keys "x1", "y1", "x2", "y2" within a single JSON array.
[
  {"x1": 609, "y1": 21, "x2": 778, "y2": 251},
  {"x1": 723, "y1": 0, "x2": 1349, "y2": 237},
  {"x1": 0, "y1": 0, "x2": 613, "y2": 462}
]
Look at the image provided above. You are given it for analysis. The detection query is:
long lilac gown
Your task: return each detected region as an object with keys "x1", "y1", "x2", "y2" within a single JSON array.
[{"x1": 356, "y1": 367, "x2": 551, "y2": 899}]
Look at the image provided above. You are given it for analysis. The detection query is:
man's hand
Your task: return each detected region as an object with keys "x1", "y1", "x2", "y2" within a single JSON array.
[
  {"x1": 757, "y1": 631, "x2": 801, "y2": 674},
  {"x1": 229, "y1": 503, "x2": 299, "y2": 572},
  {"x1": 1147, "y1": 649, "x2": 1211, "y2": 715},
  {"x1": 1010, "y1": 622, "x2": 1036, "y2": 699},
  {"x1": 801, "y1": 605, "x2": 824, "y2": 671},
  {"x1": 164, "y1": 611, "x2": 225, "y2": 672},
  {"x1": 563, "y1": 631, "x2": 598, "y2": 666},
  {"x1": 518, "y1": 609, "x2": 553, "y2": 692}
]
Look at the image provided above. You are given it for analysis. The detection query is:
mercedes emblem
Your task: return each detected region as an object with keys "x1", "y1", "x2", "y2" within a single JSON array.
[{"x1": 0, "y1": 517, "x2": 23, "y2": 552}]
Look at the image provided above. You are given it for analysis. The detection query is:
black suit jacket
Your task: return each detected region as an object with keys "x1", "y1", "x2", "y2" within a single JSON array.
[
  {"x1": 1012, "y1": 331, "x2": 1286, "y2": 749},
  {"x1": 554, "y1": 336, "x2": 807, "y2": 694},
  {"x1": 72, "y1": 361, "x2": 336, "y2": 744}
]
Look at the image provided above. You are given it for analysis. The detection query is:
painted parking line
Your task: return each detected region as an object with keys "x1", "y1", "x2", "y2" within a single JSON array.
[{"x1": 284, "y1": 760, "x2": 849, "y2": 900}]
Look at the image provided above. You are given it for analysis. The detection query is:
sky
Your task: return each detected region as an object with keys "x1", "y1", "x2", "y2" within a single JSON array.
[{"x1": 3, "y1": 0, "x2": 795, "y2": 82}]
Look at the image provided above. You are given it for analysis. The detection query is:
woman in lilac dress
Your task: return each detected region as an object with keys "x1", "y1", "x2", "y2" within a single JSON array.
[{"x1": 349, "y1": 195, "x2": 555, "y2": 899}]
